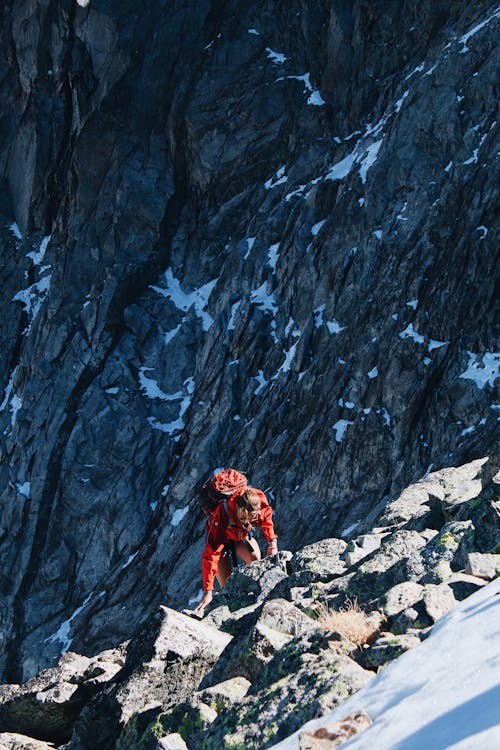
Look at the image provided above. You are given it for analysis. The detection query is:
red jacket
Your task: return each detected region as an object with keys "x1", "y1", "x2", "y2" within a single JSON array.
[{"x1": 201, "y1": 488, "x2": 277, "y2": 592}]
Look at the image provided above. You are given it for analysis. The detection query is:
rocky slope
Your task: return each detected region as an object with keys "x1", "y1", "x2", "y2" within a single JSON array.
[
  {"x1": 0, "y1": 456, "x2": 498, "y2": 749},
  {"x1": 0, "y1": 0, "x2": 498, "y2": 688}
]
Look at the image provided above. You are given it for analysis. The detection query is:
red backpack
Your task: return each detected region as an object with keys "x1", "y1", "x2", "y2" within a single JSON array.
[{"x1": 196, "y1": 468, "x2": 248, "y2": 515}]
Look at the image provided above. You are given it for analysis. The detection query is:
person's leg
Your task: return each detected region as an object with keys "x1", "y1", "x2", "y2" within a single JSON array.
[
  {"x1": 216, "y1": 546, "x2": 233, "y2": 588},
  {"x1": 235, "y1": 537, "x2": 261, "y2": 564}
]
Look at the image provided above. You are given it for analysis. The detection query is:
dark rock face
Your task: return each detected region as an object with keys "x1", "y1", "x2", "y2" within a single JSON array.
[{"x1": 0, "y1": 0, "x2": 498, "y2": 683}]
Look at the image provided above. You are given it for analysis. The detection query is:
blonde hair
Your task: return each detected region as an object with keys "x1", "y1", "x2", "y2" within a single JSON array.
[{"x1": 236, "y1": 488, "x2": 261, "y2": 513}]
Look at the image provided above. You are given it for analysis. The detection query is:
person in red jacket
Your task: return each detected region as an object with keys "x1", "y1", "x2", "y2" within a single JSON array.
[{"x1": 194, "y1": 485, "x2": 278, "y2": 616}]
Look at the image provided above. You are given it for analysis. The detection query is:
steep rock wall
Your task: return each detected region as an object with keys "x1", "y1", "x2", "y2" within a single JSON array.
[{"x1": 0, "y1": 0, "x2": 498, "y2": 680}]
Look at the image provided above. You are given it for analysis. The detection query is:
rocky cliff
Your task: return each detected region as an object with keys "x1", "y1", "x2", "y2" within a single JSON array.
[
  {"x1": 0, "y1": 0, "x2": 498, "y2": 688},
  {"x1": 0, "y1": 457, "x2": 499, "y2": 749}
]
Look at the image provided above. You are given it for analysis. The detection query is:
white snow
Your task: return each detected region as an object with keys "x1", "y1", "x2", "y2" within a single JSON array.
[
  {"x1": 0, "y1": 366, "x2": 18, "y2": 412},
  {"x1": 269, "y1": 578, "x2": 500, "y2": 750},
  {"x1": 358, "y1": 140, "x2": 383, "y2": 183},
  {"x1": 394, "y1": 90, "x2": 409, "y2": 112},
  {"x1": 406, "y1": 299, "x2": 418, "y2": 310},
  {"x1": 265, "y1": 166, "x2": 288, "y2": 189},
  {"x1": 15, "y1": 482, "x2": 31, "y2": 498},
  {"x1": 76, "y1": 0, "x2": 91, "y2": 7},
  {"x1": 254, "y1": 369, "x2": 268, "y2": 395},
  {"x1": 12, "y1": 274, "x2": 52, "y2": 334},
  {"x1": 428, "y1": 338, "x2": 449, "y2": 352},
  {"x1": 9, "y1": 222, "x2": 22, "y2": 240},
  {"x1": 171, "y1": 505, "x2": 189, "y2": 527},
  {"x1": 244, "y1": 237, "x2": 256, "y2": 259},
  {"x1": 267, "y1": 243, "x2": 280, "y2": 271},
  {"x1": 10, "y1": 394, "x2": 22, "y2": 426},
  {"x1": 311, "y1": 220, "x2": 326, "y2": 236},
  {"x1": 326, "y1": 151, "x2": 357, "y2": 181},
  {"x1": 44, "y1": 591, "x2": 97, "y2": 652},
  {"x1": 459, "y1": 351, "x2": 500, "y2": 389},
  {"x1": 227, "y1": 300, "x2": 241, "y2": 331},
  {"x1": 277, "y1": 342, "x2": 298, "y2": 374},
  {"x1": 146, "y1": 377, "x2": 194, "y2": 436},
  {"x1": 122, "y1": 551, "x2": 138, "y2": 570},
  {"x1": 139, "y1": 367, "x2": 176, "y2": 402},
  {"x1": 367, "y1": 367, "x2": 378, "y2": 380},
  {"x1": 314, "y1": 305, "x2": 325, "y2": 328},
  {"x1": 250, "y1": 282, "x2": 279, "y2": 315},
  {"x1": 476, "y1": 225, "x2": 488, "y2": 239},
  {"x1": 405, "y1": 62, "x2": 425, "y2": 80},
  {"x1": 279, "y1": 72, "x2": 325, "y2": 106},
  {"x1": 164, "y1": 324, "x2": 181, "y2": 346},
  {"x1": 150, "y1": 268, "x2": 217, "y2": 331},
  {"x1": 27, "y1": 235, "x2": 51, "y2": 265},
  {"x1": 459, "y1": 7, "x2": 500, "y2": 53},
  {"x1": 332, "y1": 419, "x2": 354, "y2": 443},
  {"x1": 248, "y1": 29, "x2": 260, "y2": 35},
  {"x1": 399, "y1": 323, "x2": 425, "y2": 345},
  {"x1": 267, "y1": 47, "x2": 287, "y2": 64},
  {"x1": 326, "y1": 319, "x2": 346, "y2": 335},
  {"x1": 372, "y1": 229, "x2": 383, "y2": 240}
]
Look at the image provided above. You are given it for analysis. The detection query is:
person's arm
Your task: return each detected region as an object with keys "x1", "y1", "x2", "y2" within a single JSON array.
[
  {"x1": 257, "y1": 494, "x2": 278, "y2": 556},
  {"x1": 194, "y1": 516, "x2": 225, "y2": 615}
]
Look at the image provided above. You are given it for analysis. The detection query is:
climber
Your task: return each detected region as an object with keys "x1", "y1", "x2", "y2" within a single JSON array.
[{"x1": 193, "y1": 482, "x2": 278, "y2": 617}]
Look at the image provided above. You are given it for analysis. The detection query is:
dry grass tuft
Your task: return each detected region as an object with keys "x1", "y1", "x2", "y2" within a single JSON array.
[{"x1": 316, "y1": 597, "x2": 381, "y2": 646}]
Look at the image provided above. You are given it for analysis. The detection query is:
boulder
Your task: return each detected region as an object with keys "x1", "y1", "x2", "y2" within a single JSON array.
[
  {"x1": 0, "y1": 649, "x2": 124, "y2": 743},
  {"x1": 196, "y1": 676, "x2": 251, "y2": 710},
  {"x1": 67, "y1": 608, "x2": 231, "y2": 750},
  {"x1": 0, "y1": 734, "x2": 55, "y2": 750},
  {"x1": 380, "y1": 582, "x2": 424, "y2": 617},
  {"x1": 200, "y1": 631, "x2": 374, "y2": 750},
  {"x1": 357, "y1": 633, "x2": 422, "y2": 670},
  {"x1": 157, "y1": 735, "x2": 189, "y2": 750},
  {"x1": 422, "y1": 584, "x2": 457, "y2": 622},
  {"x1": 465, "y1": 553, "x2": 500, "y2": 580},
  {"x1": 288, "y1": 540, "x2": 348, "y2": 585}
]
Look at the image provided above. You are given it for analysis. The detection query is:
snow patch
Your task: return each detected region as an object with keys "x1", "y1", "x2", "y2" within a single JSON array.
[
  {"x1": 458, "y1": 7, "x2": 500, "y2": 53},
  {"x1": 459, "y1": 351, "x2": 500, "y2": 389},
  {"x1": 332, "y1": 419, "x2": 354, "y2": 443},
  {"x1": 151, "y1": 268, "x2": 217, "y2": 331},
  {"x1": 399, "y1": 323, "x2": 425, "y2": 345},
  {"x1": 250, "y1": 283, "x2": 279, "y2": 315},
  {"x1": 326, "y1": 319, "x2": 346, "y2": 335},
  {"x1": 267, "y1": 243, "x2": 280, "y2": 271},
  {"x1": 9, "y1": 223, "x2": 22, "y2": 240},
  {"x1": 311, "y1": 220, "x2": 326, "y2": 236},
  {"x1": 267, "y1": 47, "x2": 286, "y2": 64},
  {"x1": 171, "y1": 506, "x2": 189, "y2": 527}
]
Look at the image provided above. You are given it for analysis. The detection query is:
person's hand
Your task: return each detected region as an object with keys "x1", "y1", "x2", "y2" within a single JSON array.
[
  {"x1": 267, "y1": 540, "x2": 278, "y2": 556},
  {"x1": 193, "y1": 591, "x2": 213, "y2": 616}
]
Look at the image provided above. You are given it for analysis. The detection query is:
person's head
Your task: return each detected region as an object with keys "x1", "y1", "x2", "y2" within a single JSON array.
[{"x1": 235, "y1": 489, "x2": 261, "y2": 526}]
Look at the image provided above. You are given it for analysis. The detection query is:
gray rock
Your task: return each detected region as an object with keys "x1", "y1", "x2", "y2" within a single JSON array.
[
  {"x1": 288, "y1": 539, "x2": 348, "y2": 585},
  {"x1": 422, "y1": 584, "x2": 458, "y2": 622},
  {"x1": 196, "y1": 676, "x2": 252, "y2": 710},
  {"x1": 380, "y1": 582, "x2": 424, "y2": 617},
  {"x1": 390, "y1": 602, "x2": 433, "y2": 636},
  {"x1": 157, "y1": 735, "x2": 189, "y2": 750},
  {"x1": 0, "y1": 735, "x2": 55, "y2": 750},
  {"x1": 67, "y1": 608, "x2": 231, "y2": 750},
  {"x1": 201, "y1": 632, "x2": 374, "y2": 749},
  {"x1": 465, "y1": 553, "x2": 500, "y2": 580},
  {"x1": 358, "y1": 633, "x2": 422, "y2": 670},
  {"x1": 0, "y1": 649, "x2": 123, "y2": 744},
  {"x1": 446, "y1": 572, "x2": 488, "y2": 601},
  {"x1": 257, "y1": 598, "x2": 318, "y2": 637}
]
